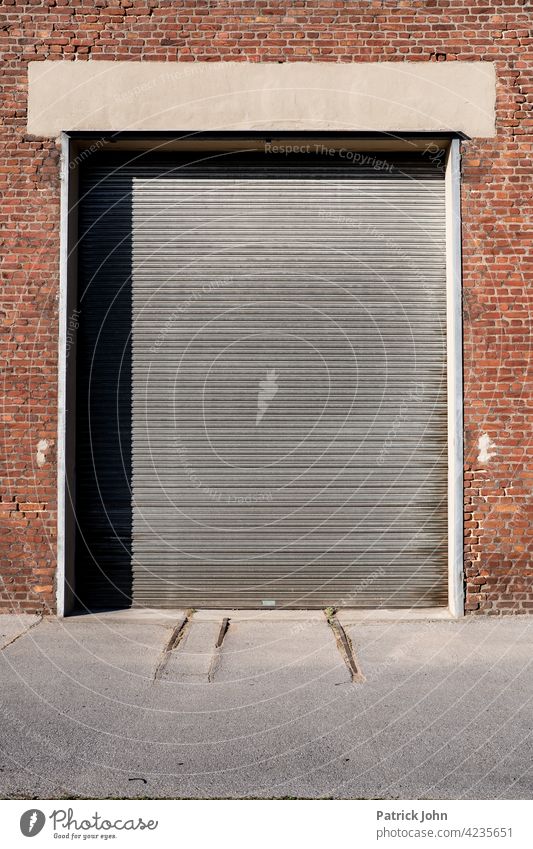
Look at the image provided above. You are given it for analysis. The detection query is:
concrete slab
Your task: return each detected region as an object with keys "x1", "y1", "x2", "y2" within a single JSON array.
[
  {"x1": 341, "y1": 618, "x2": 533, "y2": 800},
  {"x1": 0, "y1": 614, "x2": 531, "y2": 799},
  {"x1": 68, "y1": 608, "x2": 187, "y2": 624},
  {"x1": 0, "y1": 613, "x2": 41, "y2": 650},
  {"x1": 161, "y1": 620, "x2": 220, "y2": 681},
  {"x1": 193, "y1": 609, "x2": 326, "y2": 623},
  {"x1": 214, "y1": 617, "x2": 347, "y2": 684},
  {"x1": 337, "y1": 608, "x2": 453, "y2": 625}
]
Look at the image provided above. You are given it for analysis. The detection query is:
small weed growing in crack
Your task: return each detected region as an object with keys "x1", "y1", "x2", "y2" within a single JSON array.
[{"x1": 325, "y1": 606, "x2": 337, "y2": 622}]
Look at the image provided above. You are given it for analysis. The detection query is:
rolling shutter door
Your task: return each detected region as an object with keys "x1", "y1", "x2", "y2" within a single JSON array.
[{"x1": 76, "y1": 152, "x2": 448, "y2": 609}]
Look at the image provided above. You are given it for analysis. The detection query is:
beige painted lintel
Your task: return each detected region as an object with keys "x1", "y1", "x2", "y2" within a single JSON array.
[{"x1": 28, "y1": 61, "x2": 495, "y2": 138}]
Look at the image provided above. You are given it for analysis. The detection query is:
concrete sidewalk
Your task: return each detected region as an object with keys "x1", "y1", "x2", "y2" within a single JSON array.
[{"x1": 0, "y1": 611, "x2": 531, "y2": 799}]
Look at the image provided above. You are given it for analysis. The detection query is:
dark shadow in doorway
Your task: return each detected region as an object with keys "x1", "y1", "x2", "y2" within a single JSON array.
[{"x1": 74, "y1": 163, "x2": 133, "y2": 610}]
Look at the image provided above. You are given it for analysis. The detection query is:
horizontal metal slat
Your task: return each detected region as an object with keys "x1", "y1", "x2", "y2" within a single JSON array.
[{"x1": 76, "y1": 154, "x2": 448, "y2": 610}]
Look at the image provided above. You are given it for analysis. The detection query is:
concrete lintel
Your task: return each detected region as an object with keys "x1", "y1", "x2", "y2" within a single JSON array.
[{"x1": 28, "y1": 61, "x2": 496, "y2": 138}]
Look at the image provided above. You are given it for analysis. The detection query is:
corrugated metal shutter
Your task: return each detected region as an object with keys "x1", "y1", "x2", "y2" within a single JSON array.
[{"x1": 76, "y1": 152, "x2": 448, "y2": 610}]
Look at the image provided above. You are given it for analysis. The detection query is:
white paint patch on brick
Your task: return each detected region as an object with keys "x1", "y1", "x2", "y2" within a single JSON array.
[
  {"x1": 478, "y1": 433, "x2": 496, "y2": 464},
  {"x1": 36, "y1": 439, "x2": 50, "y2": 468}
]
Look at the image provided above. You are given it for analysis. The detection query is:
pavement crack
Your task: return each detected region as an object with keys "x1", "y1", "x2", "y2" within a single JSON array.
[
  {"x1": 208, "y1": 617, "x2": 230, "y2": 682},
  {"x1": 0, "y1": 614, "x2": 43, "y2": 651},
  {"x1": 153, "y1": 611, "x2": 192, "y2": 682},
  {"x1": 325, "y1": 611, "x2": 365, "y2": 683}
]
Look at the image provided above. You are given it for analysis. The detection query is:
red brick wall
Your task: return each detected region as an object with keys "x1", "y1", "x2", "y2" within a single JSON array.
[{"x1": 0, "y1": 1, "x2": 530, "y2": 614}]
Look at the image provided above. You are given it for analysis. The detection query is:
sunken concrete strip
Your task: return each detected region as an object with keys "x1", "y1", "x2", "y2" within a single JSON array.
[{"x1": 159, "y1": 619, "x2": 222, "y2": 683}]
